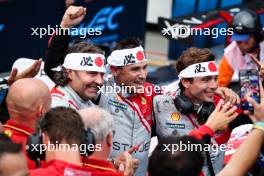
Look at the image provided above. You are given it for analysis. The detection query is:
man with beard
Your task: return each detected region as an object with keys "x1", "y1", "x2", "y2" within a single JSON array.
[
  {"x1": 218, "y1": 9, "x2": 264, "y2": 87},
  {"x1": 50, "y1": 43, "x2": 105, "y2": 110},
  {"x1": 153, "y1": 47, "x2": 241, "y2": 175},
  {"x1": 45, "y1": 6, "x2": 137, "y2": 176},
  {"x1": 44, "y1": 6, "x2": 105, "y2": 110},
  {"x1": 44, "y1": 6, "x2": 157, "y2": 176},
  {"x1": 98, "y1": 37, "x2": 159, "y2": 176}
]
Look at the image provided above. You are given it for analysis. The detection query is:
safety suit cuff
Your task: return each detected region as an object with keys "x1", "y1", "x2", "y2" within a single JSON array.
[{"x1": 201, "y1": 125, "x2": 214, "y2": 137}]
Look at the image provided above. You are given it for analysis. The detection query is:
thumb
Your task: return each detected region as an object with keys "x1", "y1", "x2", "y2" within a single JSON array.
[
  {"x1": 127, "y1": 146, "x2": 138, "y2": 154},
  {"x1": 8, "y1": 68, "x2": 18, "y2": 85},
  {"x1": 34, "y1": 59, "x2": 42, "y2": 71},
  {"x1": 245, "y1": 96, "x2": 258, "y2": 109},
  {"x1": 216, "y1": 88, "x2": 225, "y2": 99},
  {"x1": 249, "y1": 54, "x2": 261, "y2": 68}
]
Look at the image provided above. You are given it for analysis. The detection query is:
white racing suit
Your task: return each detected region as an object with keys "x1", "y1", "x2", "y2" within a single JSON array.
[
  {"x1": 153, "y1": 94, "x2": 232, "y2": 176},
  {"x1": 99, "y1": 77, "x2": 159, "y2": 176},
  {"x1": 50, "y1": 85, "x2": 94, "y2": 110}
]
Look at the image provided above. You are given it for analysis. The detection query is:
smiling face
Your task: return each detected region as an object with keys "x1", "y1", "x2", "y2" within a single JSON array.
[
  {"x1": 111, "y1": 61, "x2": 148, "y2": 93},
  {"x1": 237, "y1": 35, "x2": 257, "y2": 54},
  {"x1": 182, "y1": 76, "x2": 218, "y2": 104},
  {"x1": 68, "y1": 70, "x2": 104, "y2": 100}
]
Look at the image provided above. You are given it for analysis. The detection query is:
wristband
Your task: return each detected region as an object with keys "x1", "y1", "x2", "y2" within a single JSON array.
[{"x1": 254, "y1": 122, "x2": 264, "y2": 132}]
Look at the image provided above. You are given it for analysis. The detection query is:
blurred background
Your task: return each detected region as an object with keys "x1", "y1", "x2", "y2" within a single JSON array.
[{"x1": 0, "y1": 0, "x2": 263, "y2": 85}]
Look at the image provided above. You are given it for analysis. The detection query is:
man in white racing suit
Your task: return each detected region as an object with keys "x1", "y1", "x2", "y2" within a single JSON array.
[{"x1": 153, "y1": 47, "x2": 242, "y2": 175}]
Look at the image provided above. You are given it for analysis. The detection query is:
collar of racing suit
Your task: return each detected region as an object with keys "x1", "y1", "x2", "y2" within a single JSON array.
[
  {"x1": 107, "y1": 75, "x2": 135, "y2": 98},
  {"x1": 64, "y1": 85, "x2": 94, "y2": 107}
]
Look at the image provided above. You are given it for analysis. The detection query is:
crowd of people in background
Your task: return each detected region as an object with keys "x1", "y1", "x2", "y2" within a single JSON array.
[{"x1": 0, "y1": 5, "x2": 264, "y2": 176}]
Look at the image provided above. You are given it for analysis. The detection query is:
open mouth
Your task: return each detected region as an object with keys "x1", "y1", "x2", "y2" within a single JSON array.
[
  {"x1": 134, "y1": 81, "x2": 144, "y2": 85},
  {"x1": 87, "y1": 86, "x2": 99, "y2": 93},
  {"x1": 205, "y1": 91, "x2": 214, "y2": 97}
]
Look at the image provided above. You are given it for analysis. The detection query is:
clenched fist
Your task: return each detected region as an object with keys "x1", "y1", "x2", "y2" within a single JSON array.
[{"x1": 60, "y1": 6, "x2": 87, "y2": 29}]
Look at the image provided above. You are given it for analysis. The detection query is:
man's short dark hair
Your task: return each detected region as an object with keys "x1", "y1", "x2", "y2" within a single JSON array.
[
  {"x1": 175, "y1": 47, "x2": 215, "y2": 92},
  {"x1": 0, "y1": 133, "x2": 22, "y2": 158},
  {"x1": 175, "y1": 47, "x2": 215, "y2": 74},
  {"x1": 67, "y1": 41, "x2": 104, "y2": 55},
  {"x1": 41, "y1": 107, "x2": 84, "y2": 145},
  {"x1": 54, "y1": 41, "x2": 104, "y2": 86},
  {"x1": 148, "y1": 136, "x2": 204, "y2": 176},
  {"x1": 113, "y1": 37, "x2": 143, "y2": 51}
]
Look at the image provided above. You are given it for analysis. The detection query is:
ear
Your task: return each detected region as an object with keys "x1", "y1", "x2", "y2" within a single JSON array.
[
  {"x1": 66, "y1": 69, "x2": 74, "y2": 80},
  {"x1": 42, "y1": 132, "x2": 49, "y2": 145},
  {"x1": 181, "y1": 78, "x2": 191, "y2": 89},
  {"x1": 36, "y1": 105, "x2": 45, "y2": 118},
  {"x1": 106, "y1": 132, "x2": 113, "y2": 147},
  {"x1": 110, "y1": 66, "x2": 120, "y2": 77}
]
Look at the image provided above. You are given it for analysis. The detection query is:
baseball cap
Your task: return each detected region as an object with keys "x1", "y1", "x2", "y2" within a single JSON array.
[{"x1": 231, "y1": 32, "x2": 251, "y2": 42}]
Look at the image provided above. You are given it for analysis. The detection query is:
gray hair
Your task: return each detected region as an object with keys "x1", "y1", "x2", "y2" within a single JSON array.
[{"x1": 79, "y1": 107, "x2": 113, "y2": 143}]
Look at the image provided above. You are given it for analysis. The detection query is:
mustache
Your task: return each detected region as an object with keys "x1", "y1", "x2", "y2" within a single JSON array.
[
  {"x1": 134, "y1": 79, "x2": 146, "y2": 84},
  {"x1": 87, "y1": 83, "x2": 101, "y2": 90}
]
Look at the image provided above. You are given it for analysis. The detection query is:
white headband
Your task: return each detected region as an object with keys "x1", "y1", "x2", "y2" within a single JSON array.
[
  {"x1": 107, "y1": 46, "x2": 146, "y2": 66},
  {"x1": 178, "y1": 61, "x2": 218, "y2": 79},
  {"x1": 52, "y1": 53, "x2": 106, "y2": 73}
]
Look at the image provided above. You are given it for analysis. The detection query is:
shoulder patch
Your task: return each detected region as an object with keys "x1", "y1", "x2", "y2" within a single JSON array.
[{"x1": 4, "y1": 130, "x2": 12, "y2": 137}]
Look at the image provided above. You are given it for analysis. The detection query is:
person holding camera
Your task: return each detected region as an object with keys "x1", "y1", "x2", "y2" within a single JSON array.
[
  {"x1": 218, "y1": 9, "x2": 264, "y2": 87},
  {"x1": 218, "y1": 81, "x2": 264, "y2": 176}
]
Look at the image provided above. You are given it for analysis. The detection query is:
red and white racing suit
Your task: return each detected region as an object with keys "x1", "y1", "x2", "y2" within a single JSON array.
[
  {"x1": 98, "y1": 76, "x2": 159, "y2": 176},
  {"x1": 50, "y1": 85, "x2": 94, "y2": 110}
]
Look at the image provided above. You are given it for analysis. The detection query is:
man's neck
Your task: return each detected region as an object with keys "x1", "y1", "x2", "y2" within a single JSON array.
[
  {"x1": 89, "y1": 147, "x2": 109, "y2": 161},
  {"x1": 113, "y1": 79, "x2": 135, "y2": 97},
  {"x1": 11, "y1": 116, "x2": 36, "y2": 130},
  {"x1": 183, "y1": 91, "x2": 202, "y2": 105},
  {"x1": 89, "y1": 142, "x2": 110, "y2": 161},
  {"x1": 46, "y1": 150, "x2": 81, "y2": 165}
]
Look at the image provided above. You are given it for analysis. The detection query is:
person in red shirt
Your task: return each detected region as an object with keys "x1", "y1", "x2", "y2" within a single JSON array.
[
  {"x1": 79, "y1": 107, "x2": 138, "y2": 176},
  {"x1": 3, "y1": 78, "x2": 51, "y2": 169},
  {"x1": 1, "y1": 59, "x2": 42, "y2": 124},
  {"x1": 29, "y1": 107, "x2": 94, "y2": 176}
]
